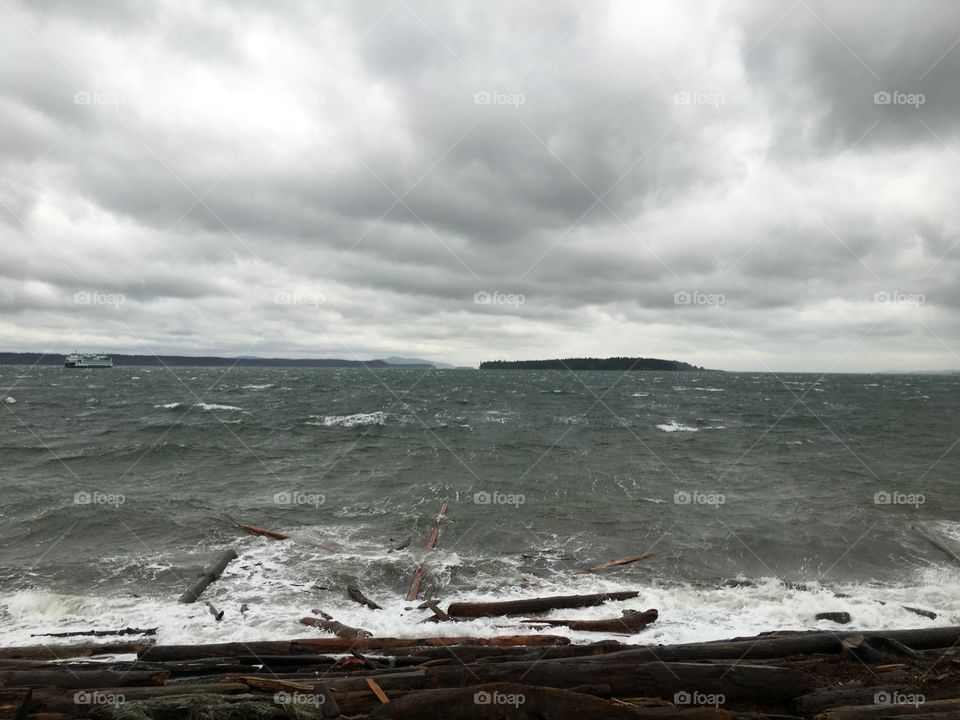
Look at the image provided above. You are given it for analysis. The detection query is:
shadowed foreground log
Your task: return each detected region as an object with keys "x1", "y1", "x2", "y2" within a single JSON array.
[
  {"x1": 0, "y1": 689, "x2": 30, "y2": 720},
  {"x1": 447, "y1": 591, "x2": 639, "y2": 618},
  {"x1": 0, "y1": 642, "x2": 154, "y2": 660},
  {"x1": 137, "y1": 635, "x2": 568, "y2": 661},
  {"x1": 0, "y1": 670, "x2": 168, "y2": 690},
  {"x1": 178, "y1": 549, "x2": 238, "y2": 604},
  {"x1": 522, "y1": 609, "x2": 658, "y2": 633},
  {"x1": 425, "y1": 659, "x2": 813, "y2": 701},
  {"x1": 816, "y1": 698, "x2": 960, "y2": 719},
  {"x1": 368, "y1": 683, "x2": 723, "y2": 719}
]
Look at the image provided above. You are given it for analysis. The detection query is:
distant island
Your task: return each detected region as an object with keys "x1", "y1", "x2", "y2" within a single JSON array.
[
  {"x1": 480, "y1": 357, "x2": 702, "y2": 371},
  {"x1": 0, "y1": 352, "x2": 435, "y2": 369}
]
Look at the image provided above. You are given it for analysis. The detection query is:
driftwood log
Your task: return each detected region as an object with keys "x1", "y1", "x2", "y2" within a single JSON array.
[
  {"x1": 178, "y1": 549, "x2": 238, "y2": 604},
  {"x1": 222, "y1": 513, "x2": 338, "y2": 553},
  {"x1": 568, "y1": 552, "x2": 656, "y2": 575},
  {"x1": 521, "y1": 608, "x2": 658, "y2": 633},
  {"x1": 405, "y1": 503, "x2": 448, "y2": 601},
  {"x1": 348, "y1": 585, "x2": 382, "y2": 610},
  {"x1": 447, "y1": 591, "x2": 639, "y2": 618},
  {"x1": 302, "y1": 612, "x2": 373, "y2": 640}
]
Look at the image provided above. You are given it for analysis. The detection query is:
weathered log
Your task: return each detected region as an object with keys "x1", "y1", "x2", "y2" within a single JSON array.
[
  {"x1": 903, "y1": 606, "x2": 937, "y2": 620},
  {"x1": 348, "y1": 584, "x2": 382, "y2": 610},
  {"x1": 405, "y1": 567, "x2": 426, "y2": 603},
  {"x1": 369, "y1": 683, "x2": 732, "y2": 719},
  {"x1": 816, "y1": 698, "x2": 960, "y2": 719},
  {"x1": 569, "y1": 552, "x2": 656, "y2": 575},
  {"x1": 426, "y1": 601, "x2": 450, "y2": 622},
  {"x1": 367, "y1": 676, "x2": 390, "y2": 704},
  {"x1": 178, "y1": 548, "x2": 238, "y2": 603},
  {"x1": 521, "y1": 608, "x2": 658, "y2": 633},
  {"x1": 816, "y1": 612, "x2": 851, "y2": 624},
  {"x1": 447, "y1": 591, "x2": 640, "y2": 618},
  {"x1": 29, "y1": 628, "x2": 156, "y2": 638},
  {"x1": 0, "y1": 669, "x2": 168, "y2": 689},
  {"x1": 302, "y1": 612, "x2": 373, "y2": 640},
  {"x1": 222, "y1": 513, "x2": 338, "y2": 553},
  {"x1": 0, "y1": 642, "x2": 153, "y2": 660},
  {"x1": 392, "y1": 536, "x2": 412, "y2": 552},
  {"x1": 425, "y1": 503, "x2": 448, "y2": 550},
  {"x1": 139, "y1": 635, "x2": 569, "y2": 662},
  {"x1": 405, "y1": 503, "x2": 448, "y2": 601},
  {"x1": 205, "y1": 601, "x2": 224, "y2": 621},
  {"x1": 796, "y1": 686, "x2": 900, "y2": 716},
  {"x1": 424, "y1": 659, "x2": 813, "y2": 701},
  {"x1": 0, "y1": 689, "x2": 30, "y2": 720}
]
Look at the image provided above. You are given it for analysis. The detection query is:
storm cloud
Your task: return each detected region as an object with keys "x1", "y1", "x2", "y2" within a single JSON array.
[{"x1": 1, "y1": 0, "x2": 959, "y2": 370}]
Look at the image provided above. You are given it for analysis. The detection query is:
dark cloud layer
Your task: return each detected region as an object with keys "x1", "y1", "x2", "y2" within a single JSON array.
[{"x1": 1, "y1": 0, "x2": 959, "y2": 370}]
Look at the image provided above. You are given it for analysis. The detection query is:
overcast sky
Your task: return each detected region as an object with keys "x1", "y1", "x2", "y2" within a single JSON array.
[{"x1": 1, "y1": 1, "x2": 958, "y2": 371}]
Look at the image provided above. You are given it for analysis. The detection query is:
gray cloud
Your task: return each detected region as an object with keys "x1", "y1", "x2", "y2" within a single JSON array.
[{"x1": 1, "y1": 0, "x2": 959, "y2": 370}]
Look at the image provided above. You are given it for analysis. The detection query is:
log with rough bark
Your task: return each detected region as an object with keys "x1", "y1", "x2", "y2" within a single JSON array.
[
  {"x1": 348, "y1": 584, "x2": 382, "y2": 610},
  {"x1": 0, "y1": 669, "x2": 168, "y2": 689},
  {"x1": 902, "y1": 606, "x2": 937, "y2": 620},
  {"x1": 426, "y1": 600, "x2": 449, "y2": 622},
  {"x1": 424, "y1": 658, "x2": 814, "y2": 702},
  {"x1": 568, "y1": 552, "x2": 656, "y2": 575},
  {"x1": 521, "y1": 608, "x2": 658, "y2": 633},
  {"x1": 178, "y1": 548, "x2": 238, "y2": 603},
  {"x1": 0, "y1": 641, "x2": 154, "y2": 660},
  {"x1": 302, "y1": 611, "x2": 373, "y2": 640},
  {"x1": 139, "y1": 635, "x2": 569, "y2": 661},
  {"x1": 447, "y1": 591, "x2": 640, "y2": 618},
  {"x1": 816, "y1": 698, "x2": 960, "y2": 719},
  {"x1": 0, "y1": 689, "x2": 30, "y2": 720},
  {"x1": 368, "y1": 683, "x2": 734, "y2": 720}
]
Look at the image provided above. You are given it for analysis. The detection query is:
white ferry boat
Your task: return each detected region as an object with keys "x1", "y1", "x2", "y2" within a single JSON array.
[{"x1": 64, "y1": 353, "x2": 113, "y2": 368}]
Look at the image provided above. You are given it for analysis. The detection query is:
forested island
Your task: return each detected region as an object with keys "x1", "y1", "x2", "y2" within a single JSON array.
[
  {"x1": 480, "y1": 356, "x2": 702, "y2": 371},
  {"x1": 0, "y1": 352, "x2": 433, "y2": 369}
]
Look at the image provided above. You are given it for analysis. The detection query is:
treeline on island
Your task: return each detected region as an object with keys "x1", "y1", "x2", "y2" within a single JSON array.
[
  {"x1": 480, "y1": 356, "x2": 702, "y2": 371},
  {"x1": 0, "y1": 353, "x2": 433, "y2": 369}
]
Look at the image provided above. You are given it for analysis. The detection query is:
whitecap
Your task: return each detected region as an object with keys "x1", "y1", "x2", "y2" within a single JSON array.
[
  {"x1": 194, "y1": 402, "x2": 243, "y2": 412},
  {"x1": 4, "y1": 396, "x2": 16, "y2": 404},
  {"x1": 154, "y1": 402, "x2": 182, "y2": 409},
  {"x1": 656, "y1": 421, "x2": 698, "y2": 432},
  {"x1": 317, "y1": 411, "x2": 385, "y2": 427}
]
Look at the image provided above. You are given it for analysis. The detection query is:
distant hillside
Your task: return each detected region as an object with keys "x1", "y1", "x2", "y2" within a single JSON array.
[
  {"x1": 0, "y1": 352, "x2": 433, "y2": 369},
  {"x1": 480, "y1": 357, "x2": 702, "y2": 371}
]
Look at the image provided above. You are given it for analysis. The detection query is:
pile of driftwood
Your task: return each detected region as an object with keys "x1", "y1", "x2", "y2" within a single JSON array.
[
  {"x1": 5, "y1": 507, "x2": 959, "y2": 718},
  {"x1": 5, "y1": 625, "x2": 960, "y2": 718}
]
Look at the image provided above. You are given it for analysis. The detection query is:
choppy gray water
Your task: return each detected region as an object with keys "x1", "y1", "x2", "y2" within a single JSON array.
[{"x1": 1, "y1": 366, "x2": 958, "y2": 645}]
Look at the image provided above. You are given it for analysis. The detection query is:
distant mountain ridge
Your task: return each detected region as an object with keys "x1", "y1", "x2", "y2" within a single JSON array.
[
  {"x1": 480, "y1": 356, "x2": 702, "y2": 371},
  {"x1": 0, "y1": 352, "x2": 437, "y2": 369}
]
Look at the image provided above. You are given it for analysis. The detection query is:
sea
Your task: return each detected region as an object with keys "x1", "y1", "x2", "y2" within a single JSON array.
[{"x1": 1, "y1": 365, "x2": 958, "y2": 648}]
